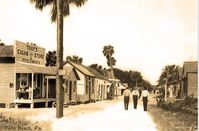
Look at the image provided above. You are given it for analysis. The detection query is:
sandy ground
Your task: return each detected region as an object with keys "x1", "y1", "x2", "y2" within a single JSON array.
[{"x1": 0, "y1": 96, "x2": 158, "y2": 131}]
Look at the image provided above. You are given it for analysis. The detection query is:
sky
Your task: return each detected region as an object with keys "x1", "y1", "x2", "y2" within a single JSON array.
[{"x1": 0, "y1": 0, "x2": 197, "y2": 84}]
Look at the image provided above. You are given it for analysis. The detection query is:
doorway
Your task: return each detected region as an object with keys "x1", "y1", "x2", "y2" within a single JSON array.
[{"x1": 69, "y1": 81, "x2": 72, "y2": 101}]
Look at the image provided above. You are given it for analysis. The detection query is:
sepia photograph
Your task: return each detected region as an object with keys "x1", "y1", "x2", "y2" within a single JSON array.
[{"x1": 0, "y1": 0, "x2": 198, "y2": 131}]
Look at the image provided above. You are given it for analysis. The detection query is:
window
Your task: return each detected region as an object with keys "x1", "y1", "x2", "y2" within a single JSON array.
[{"x1": 20, "y1": 73, "x2": 28, "y2": 88}]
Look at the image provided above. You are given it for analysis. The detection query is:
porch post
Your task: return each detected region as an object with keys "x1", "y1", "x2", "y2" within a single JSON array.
[
  {"x1": 14, "y1": 73, "x2": 16, "y2": 99},
  {"x1": 46, "y1": 78, "x2": 49, "y2": 99},
  {"x1": 45, "y1": 77, "x2": 49, "y2": 107},
  {"x1": 14, "y1": 72, "x2": 17, "y2": 108},
  {"x1": 31, "y1": 73, "x2": 34, "y2": 108}
]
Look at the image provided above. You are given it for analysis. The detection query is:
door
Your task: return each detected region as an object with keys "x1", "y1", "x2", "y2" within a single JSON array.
[{"x1": 69, "y1": 81, "x2": 72, "y2": 101}]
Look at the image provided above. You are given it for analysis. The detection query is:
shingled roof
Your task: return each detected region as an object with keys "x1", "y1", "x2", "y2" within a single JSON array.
[
  {"x1": 0, "y1": 45, "x2": 14, "y2": 57},
  {"x1": 65, "y1": 61, "x2": 109, "y2": 81}
]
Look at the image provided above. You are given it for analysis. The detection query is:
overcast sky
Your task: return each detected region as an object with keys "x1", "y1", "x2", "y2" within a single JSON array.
[{"x1": 0, "y1": 0, "x2": 197, "y2": 84}]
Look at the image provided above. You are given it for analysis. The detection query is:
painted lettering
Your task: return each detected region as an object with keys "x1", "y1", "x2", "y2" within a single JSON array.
[
  {"x1": 34, "y1": 53, "x2": 44, "y2": 59},
  {"x1": 17, "y1": 49, "x2": 29, "y2": 56},
  {"x1": 26, "y1": 45, "x2": 38, "y2": 52}
]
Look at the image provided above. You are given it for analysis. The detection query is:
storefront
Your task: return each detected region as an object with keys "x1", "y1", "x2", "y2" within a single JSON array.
[
  {"x1": 13, "y1": 63, "x2": 56, "y2": 108},
  {"x1": 0, "y1": 40, "x2": 56, "y2": 108}
]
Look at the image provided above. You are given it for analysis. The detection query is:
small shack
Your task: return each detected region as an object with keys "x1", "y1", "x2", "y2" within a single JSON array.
[{"x1": 63, "y1": 61, "x2": 110, "y2": 104}]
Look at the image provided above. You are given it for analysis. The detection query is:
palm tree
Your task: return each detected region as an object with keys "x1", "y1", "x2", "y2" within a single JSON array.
[
  {"x1": 158, "y1": 64, "x2": 179, "y2": 101},
  {"x1": 89, "y1": 64, "x2": 105, "y2": 75},
  {"x1": 158, "y1": 65, "x2": 179, "y2": 85},
  {"x1": 30, "y1": 0, "x2": 87, "y2": 118},
  {"x1": 103, "y1": 45, "x2": 116, "y2": 99},
  {"x1": 66, "y1": 55, "x2": 83, "y2": 64},
  {"x1": 46, "y1": 50, "x2": 56, "y2": 66},
  {"x1": 102, "y1": 45, "x2": 116, "y2": 79}
]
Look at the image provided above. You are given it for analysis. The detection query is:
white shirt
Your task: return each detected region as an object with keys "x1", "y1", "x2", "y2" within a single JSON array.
[
  {"x1": 141, "y1": 90, "x2": 149, "y2": 97},
  {"x1": 123, "y1": 89, "x2": 131, "y2": 97},
  {"x1": 132, "y1": 90, "x2": 139, "y2": 96}
]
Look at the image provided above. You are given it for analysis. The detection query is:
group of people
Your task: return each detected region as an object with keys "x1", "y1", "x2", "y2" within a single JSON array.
[{"x1": 123, "y1": 86, "x2": 149, "y2": 111}]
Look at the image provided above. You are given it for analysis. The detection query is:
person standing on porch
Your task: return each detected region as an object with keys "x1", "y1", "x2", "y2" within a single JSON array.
[
  {"x1": 132, "y1": 87, "x2": 140, "y2": 109},
  {"x1": 123, "y1": 87, "x2": 131, "y2": 110},
  {"x1": 141, "y1": 86, "x2": 149, "y2": 111}
]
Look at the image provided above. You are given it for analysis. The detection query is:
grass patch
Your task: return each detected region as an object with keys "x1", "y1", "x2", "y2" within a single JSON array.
[
  {"x1": 148, "y1": 105, "x2": 197, "y2": 131},
  {"x1": 159, "y1": 97, "x2": 197, "y2": 114},
  {"x1": 0, "y1": 113, "x2": 43, "y2": 131}
]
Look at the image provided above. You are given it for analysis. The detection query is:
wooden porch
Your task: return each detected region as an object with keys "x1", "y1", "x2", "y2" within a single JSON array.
[
  {"x1": 13, "y1": 62, "x2": 56, "y2": 108},
  {"x1": 13, "y1": 98, "x2": 55, "y2": 108}
]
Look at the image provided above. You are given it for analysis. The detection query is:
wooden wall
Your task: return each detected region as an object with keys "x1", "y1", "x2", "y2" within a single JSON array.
[
  {"x1": 187, "y1": 73, "x2": 198, "y2": 98},
  {"x1": 0, "y1": 63, "x2": 15, "y2": 107}
]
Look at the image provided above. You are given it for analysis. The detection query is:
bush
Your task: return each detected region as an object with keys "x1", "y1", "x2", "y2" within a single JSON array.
[
  {"x1": 159, "y1": 97, "x2": 198, "y2": 114},
  {"x1": 0, "y1": 113, "x2": 42, "y2": 131}
]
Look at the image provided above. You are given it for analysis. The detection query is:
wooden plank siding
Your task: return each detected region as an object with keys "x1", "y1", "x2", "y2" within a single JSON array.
[
  {"x1": 63, "y1": 62, "x2": 110, "y2": 104},
  {"x1": 0, "y1": 63, "x2": 15, "y2": 107},
  {"x1": 187, "y1": 73, "x2": 198, "y2": 97}
]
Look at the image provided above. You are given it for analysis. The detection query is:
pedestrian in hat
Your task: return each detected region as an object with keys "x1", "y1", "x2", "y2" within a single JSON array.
[
  {"x1": 132, "y1": 87, "x2": 140, "y2": 109},
  {"x1": 141, "y1": 86, "x2": 149, "y2": 111},
  {"x1": 123, "y1": 87, "x2": 131, "y2": 110}
]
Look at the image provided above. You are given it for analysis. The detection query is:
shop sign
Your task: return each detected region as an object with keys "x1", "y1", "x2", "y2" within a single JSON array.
[{"x1": 14, "y1": 41, "x2": 45, "y2": 65}]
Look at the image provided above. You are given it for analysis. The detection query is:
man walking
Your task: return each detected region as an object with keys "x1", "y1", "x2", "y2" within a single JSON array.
[
  {"x1": 123, "y1": 87, "x2": 131, "y2": 110},
  {"x1": 141, "y1": 86, "x2": 149, "y2": 111},
  {"x1": 132, "y1": 87, "x2": 140, "y2": 109}
]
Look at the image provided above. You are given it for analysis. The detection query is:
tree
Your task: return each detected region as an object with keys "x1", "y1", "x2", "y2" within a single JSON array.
[
  {"x1": 113, "y1": 68, "x2": 129, "y2": 84},
  {"x1": 46, "y1": 50, "x2": 56, "y2": 66},
  {"x1": 158, "y1": 65, "x2": 179, "y2": 85},
  {"x1": 158, "y1": 64, "x2": 179, "y2": 101},
  {"x1": 141, "y1": 80, "x2": 152, "y2": 91},
  {"x1": 102, "y1": 45, "x2": 116, "y2": 79},
  {"x1": 102, "y1": 45, "x2": 116, "y2": 99},
  {"x1": 129, "y1": 71, "x2": 143, "y2": 88},
  {"x1": 30, "y1": 0, "x2": 87, "y2": 118},
  {"x1": 66, "y1": 55, "x2": 83, "y2": 64},
  {"x1": 89, "y1": 63, "x2": 105, "y2": 75}
]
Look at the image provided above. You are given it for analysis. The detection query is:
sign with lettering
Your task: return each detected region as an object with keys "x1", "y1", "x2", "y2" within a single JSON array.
[{"x1": 14, "y1": 41, "x2": 45, "y2": 65}]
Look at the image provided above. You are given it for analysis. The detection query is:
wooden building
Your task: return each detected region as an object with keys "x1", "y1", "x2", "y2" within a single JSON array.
[
  {"x1": 0, "y1": 41, "x2": 56, "y2": 108},
  {"x1": 167, "y1": 61, "x2": 198, "y2": 99},
  {"x1": 181, "y1": 61, "x2": 198, "y2": 98},
  {"x1": 108, "y1": 79, "x2": 127, "y2": 97},
  {"x1": 63, "y1": 61, "x2": 110, "y2": 104}
]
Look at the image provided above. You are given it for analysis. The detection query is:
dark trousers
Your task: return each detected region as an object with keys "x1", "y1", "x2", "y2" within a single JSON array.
[
  {"x1": 124, "y1": 96, "x2": 129, "y2": 110},
  {"x1": 133, "y1": 95, "x2": 138, "y2": 109},
  {"x1": 143, "y1": 97, "x2": 148, "y2": 111}
]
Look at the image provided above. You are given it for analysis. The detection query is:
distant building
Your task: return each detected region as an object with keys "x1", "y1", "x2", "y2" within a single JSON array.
[{"x1": 181, "y1": 61, "x2": 198, "y2": 98}]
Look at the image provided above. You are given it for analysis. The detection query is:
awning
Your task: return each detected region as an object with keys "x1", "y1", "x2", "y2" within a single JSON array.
[{"x1": 15, "y1": 62, "x2": 56, "y2": 75}]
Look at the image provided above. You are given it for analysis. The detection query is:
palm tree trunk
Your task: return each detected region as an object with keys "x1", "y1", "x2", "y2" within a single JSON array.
[
  {"x1": 56, "y1": 0, "x2": 64, "y2": 118},
  {"x1": 110, "y1": 65, "x2": 115, "y2": 99}
]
